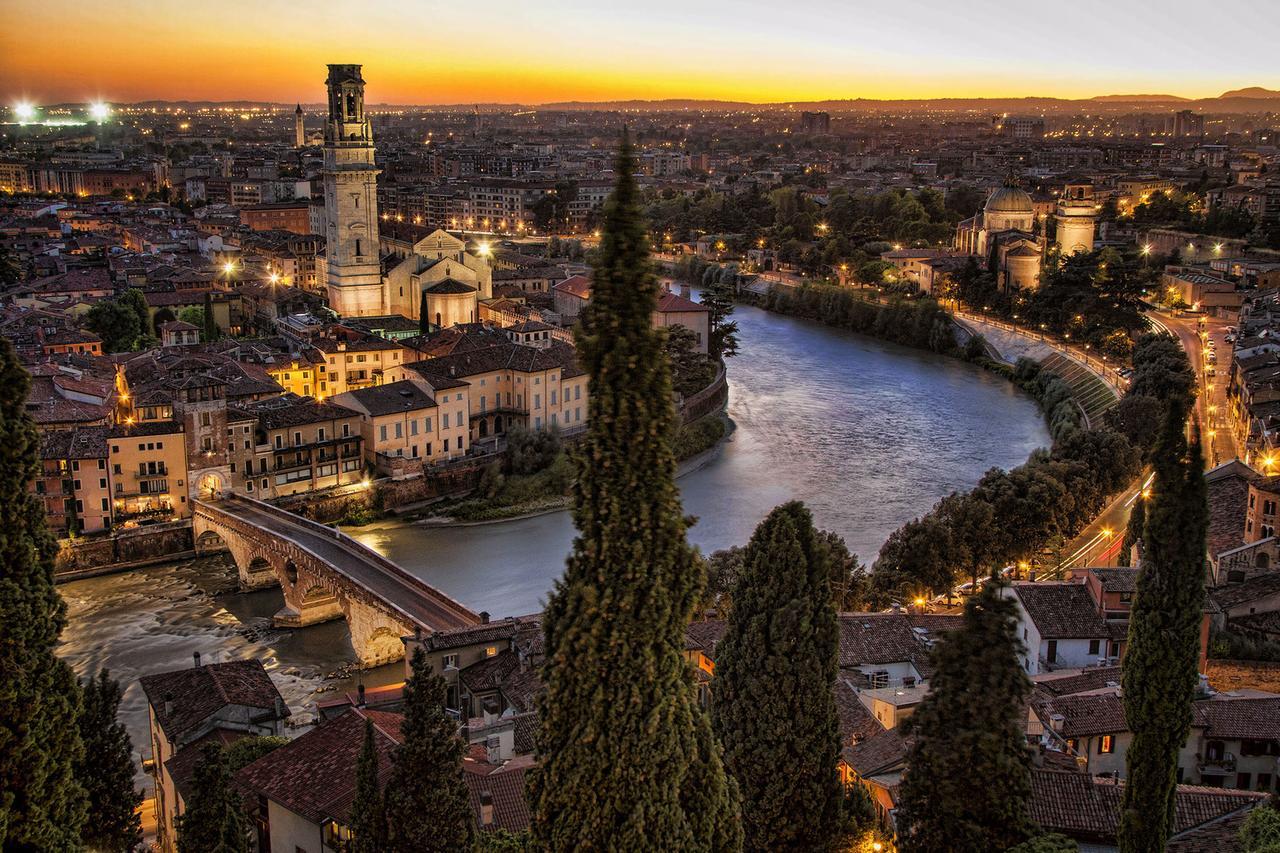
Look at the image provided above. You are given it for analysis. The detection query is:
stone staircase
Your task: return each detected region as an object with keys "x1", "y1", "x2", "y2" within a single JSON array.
[{"x1": 1039, "y1": 352, "x2": 1121, "y2": 426}]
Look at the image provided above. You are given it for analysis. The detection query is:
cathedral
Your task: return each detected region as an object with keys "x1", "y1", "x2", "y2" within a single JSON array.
[
  {"x1": 322, "y1": 64, "x2": 490, "y2": 324},
  {"x1": 955, "y1": 180, "x2": 1098, "y2": 292}
]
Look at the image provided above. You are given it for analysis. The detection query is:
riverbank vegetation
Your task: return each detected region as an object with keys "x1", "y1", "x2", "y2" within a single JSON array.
[
  {"x1": 757, "y1": 281, "x2": 961, "y2": 355},
  {"x1": 870, "y1": 332, "x2": 1195, "y2": 603}
]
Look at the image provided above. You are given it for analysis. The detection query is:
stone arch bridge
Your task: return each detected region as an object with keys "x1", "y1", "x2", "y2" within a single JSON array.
[{"x1": 193, "y1": 495, "x2": 479, "y2": 665}]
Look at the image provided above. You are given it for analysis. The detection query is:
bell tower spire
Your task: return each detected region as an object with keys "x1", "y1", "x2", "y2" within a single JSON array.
[{"x1": 322, "y1": 64, "x2": 384, "y2": 317}]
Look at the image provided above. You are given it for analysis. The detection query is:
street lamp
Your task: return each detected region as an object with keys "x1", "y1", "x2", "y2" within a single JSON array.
[
  {"x1": 13, "y1": 102, "x2": 35, "y2": 123},
  {"x1": 89, "y1": 102, "x2": 110, "y2": 122}
]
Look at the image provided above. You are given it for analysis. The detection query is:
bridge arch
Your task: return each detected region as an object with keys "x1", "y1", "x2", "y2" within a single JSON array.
[{"x1": 194, "y1": 529, "x2": 227, "y2": 555}]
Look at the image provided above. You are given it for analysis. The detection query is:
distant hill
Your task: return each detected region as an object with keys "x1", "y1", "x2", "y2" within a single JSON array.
[
  {"x1": 1219, "y1": 86, "x2": 1280, "y2": 99},
  {"x1": 1091, "y1": 94, "x2": 1189, "y2": 103}
]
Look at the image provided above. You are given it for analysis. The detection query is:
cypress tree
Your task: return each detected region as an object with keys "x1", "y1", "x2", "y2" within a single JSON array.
[
  {"x1": 529, "y1": 133, "x2": 740, "y2": 851},
  {"x1": 176, "y1": 743, "x2": 247, "y2": 853},
  {"x1": 712, "y1": 501, "x2": 842, "y2": 851},
  {"x1": 0, "y1": 336, "x2": 88, "y2": 850},
  {"x1": 419, "y1": 290, "x2": 430, "y2": 337},
  {"x1": 78, "y1": 670, "x2": 142, "y2": 852},
  {"x1": 895, "y1": 581, "x2": 1037, "y2": 852},
  {"x1": 1118, "y1": 410, "x2": 1208, "y2": 853},
  {"x1": 383, "y1": 648, "x2": 472, "y2": 853},
  {"x1": 348, "y1": 717, "x2": 386, "y2": 853}
]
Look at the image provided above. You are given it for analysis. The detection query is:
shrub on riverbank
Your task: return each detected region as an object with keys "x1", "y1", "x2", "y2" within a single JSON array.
[
  {"x1": 869, "y1": 334, "x2": 1192, "y2": 603},
  {"x1": 760, "y1": 283, "x2": 959, "y2": 355},
  {"x1": 447, "y1": 452, "x2": 575, "y2": 522},
  {"x1": 674, "y1": 415, "x2": 727, "y2": 461}
]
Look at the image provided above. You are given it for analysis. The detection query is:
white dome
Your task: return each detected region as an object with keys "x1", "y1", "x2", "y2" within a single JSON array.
[{"x1": 985, "y1": 185, "x2": 1034, "y2": 215}]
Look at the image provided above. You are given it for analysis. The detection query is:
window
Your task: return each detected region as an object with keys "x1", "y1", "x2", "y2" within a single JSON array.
[
  {"x1": 484, "y1": 646, "x2": 498, "y2": 657},
  {"x1": 1259, "y1": 773, "x2": 1272, "y2": 791},
  {"x1": 1099, "y1": 735, "x2": 1114, "y2": 754},
  {"x1": 1046, "y1": 640, "x2": 1057, "y2": 663},
  {"x1": 1239, "y1": 773, "x2": 1253, "y2": 790},
  {"x1": 443, "y1": 438, "x2": 449, "y2": 452},
  {"x1": 294, "y1": 431, "x2": 302, "y2": 446},
  {"x1": 1088, "y1": 639, "x2": 1101, "y2": 656},
  {"x1": 379, "y1": 425, "x2": 387, "y2": 442},
  {"x1": 443, "y1": 653, "x2": 458, "y2": 669}
]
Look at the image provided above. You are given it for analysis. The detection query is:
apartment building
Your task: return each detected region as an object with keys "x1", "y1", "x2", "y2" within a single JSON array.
[{"x1": 332, "y1": 377, "x2": 471, "y2": 476}]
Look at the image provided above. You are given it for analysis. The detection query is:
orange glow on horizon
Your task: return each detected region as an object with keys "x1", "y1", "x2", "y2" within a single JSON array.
[{"x1": 1, "y1": 1, "x2": 1275, "y2": 106}]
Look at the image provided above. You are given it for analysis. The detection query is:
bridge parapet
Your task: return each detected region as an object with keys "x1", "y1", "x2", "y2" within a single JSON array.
[{"x1": 192, "y1": 494, "x2": 480, "y2": 665}]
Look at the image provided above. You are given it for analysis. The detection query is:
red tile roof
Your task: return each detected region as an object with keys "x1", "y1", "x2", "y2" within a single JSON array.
[
  {"x1": 1030, "y1": 770, "x2": 1264, "y2": 844},
  {"x1": 236, "y1": 707, "x2": 401, "y2": 825},
  {"x1": 139, "y1": 659, "x2": 283, "y2": 745}
]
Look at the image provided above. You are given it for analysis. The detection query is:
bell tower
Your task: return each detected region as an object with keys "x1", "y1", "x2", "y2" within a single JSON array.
[
  {"x1": 323, "y1": 64, "x2": 384, "y2": 317},
  {"x1": 294, "y1": 103, "x2": 305, "y2": 148}
]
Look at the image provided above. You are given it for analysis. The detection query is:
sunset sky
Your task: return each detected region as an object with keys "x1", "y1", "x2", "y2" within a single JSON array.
[{"x1": 3, "y1": 0, "x2": 1277, "y2": 106}]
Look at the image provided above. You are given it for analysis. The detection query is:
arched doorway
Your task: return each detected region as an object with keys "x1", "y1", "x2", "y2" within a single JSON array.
[{"x1": 478, "y1": 419, "x2": 488, "y2": 438}]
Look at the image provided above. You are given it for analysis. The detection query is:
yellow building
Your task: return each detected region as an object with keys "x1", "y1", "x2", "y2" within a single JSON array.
[
  {"x1": 332, "y1": 377, "x2": 471, "y2": 476},
  {"x1": 107, "y1": 422, "x2": 191, "y2": 521},
  {"x1": 229, "y1": 395, "x2": 366, "y2": 498},
  {"x1": 386, "y1": 326, "x2": 588, "y2": 443}
]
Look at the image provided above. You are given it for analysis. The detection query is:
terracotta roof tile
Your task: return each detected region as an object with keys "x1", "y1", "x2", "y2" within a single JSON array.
[{"x1": 139, "y1": 659, "x2": 283, "y2": 745}]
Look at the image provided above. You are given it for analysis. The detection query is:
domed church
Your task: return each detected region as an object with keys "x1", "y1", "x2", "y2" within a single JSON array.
[{"x1": 955, "y1": 179, "x2": 1045, "y2": 292}]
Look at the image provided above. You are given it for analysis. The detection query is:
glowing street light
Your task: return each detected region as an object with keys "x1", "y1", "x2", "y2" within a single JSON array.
[
  {"x1": 13, "y1": 102, "x2": 35, "y2": 122},
  {"x1": 89, "y1": 102, "x2": 111, "y2": 121},
  {"x1": 268, "y1": 272, "x2": 280, "y2": 285}
]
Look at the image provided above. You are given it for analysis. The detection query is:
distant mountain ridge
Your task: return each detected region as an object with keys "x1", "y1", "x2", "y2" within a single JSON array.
[
  {"x1": 1220, "y1": 86, "x2": 1280, "y2": 99},
  {"x1": 40, "y1": 86, "x2": 1280, "y2": 114},
  {"x1": 1090, "y1": 94, "x2": 1190, "y2": 103}
]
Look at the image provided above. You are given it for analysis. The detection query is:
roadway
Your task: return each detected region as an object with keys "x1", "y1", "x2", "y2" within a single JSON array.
[
  {"x1": 1147, "y1": 309, "x2": 1236, "y2": 466},
  {"x1": 218, "y1": 498, "x2": 479, "y2": 632}
]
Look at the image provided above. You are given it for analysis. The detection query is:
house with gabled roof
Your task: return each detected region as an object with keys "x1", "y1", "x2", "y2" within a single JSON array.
[{"x1": 139, "y1": 655, "x2": 288, "y2": 853}]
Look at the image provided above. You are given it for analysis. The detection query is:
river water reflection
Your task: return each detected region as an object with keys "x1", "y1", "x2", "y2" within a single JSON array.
[
  {"x1": 59, "y1": 298, "x2": 1049, "y2": 760},
  {"x1": 350, "y1": 299, "x2": 1050, "y2": 617}
]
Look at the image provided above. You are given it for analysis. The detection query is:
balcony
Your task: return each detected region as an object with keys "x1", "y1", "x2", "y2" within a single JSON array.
[
  {"x1": 1196, "y1": 752, "x2": 1237, "y2": 774},
  {"x1": 132, "y1": 467, "x2": 168, "y2": 479}
]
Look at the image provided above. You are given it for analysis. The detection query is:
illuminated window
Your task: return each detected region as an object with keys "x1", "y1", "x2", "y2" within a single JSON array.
[
  {"x1": 1099, "y1": 736, "x2": 1114, "y2": 754},
  {"x1": 485, "y1": 646, "x2": 497, "y2": 658}
]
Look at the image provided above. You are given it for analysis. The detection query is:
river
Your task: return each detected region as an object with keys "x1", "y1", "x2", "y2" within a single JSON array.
[
  {"x1": 58, "y1": 298, "x2": 1050, "y2": 762},
  {"x1": 348, "y1": 300, "x2": 1050, "y2": 616}
]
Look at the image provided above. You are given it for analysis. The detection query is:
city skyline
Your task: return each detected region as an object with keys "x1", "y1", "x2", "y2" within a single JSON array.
[{"x1": 3, "y1": 0, "x2": 1278, "y2": 106}]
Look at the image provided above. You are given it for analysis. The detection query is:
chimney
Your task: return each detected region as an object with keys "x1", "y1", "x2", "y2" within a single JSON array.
[
  {"x1": 480, "y1": 611, "x2": 490, "y2": 624},
  {"x1": 357, "y1": 683, "x2": 366, "y2": 707},
  {"x1": 193, "y1": 651, "x2": 202, "y2": 668},
  {"x1": 163, "y1": 691, "x2": 174, "y2": 717},
  {"x1": 479, "y1": 791, "x2": 494, "y2": 827},
  {"x1": 1049, "y1": 713, "x2": 1065, "y2": 733}
]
